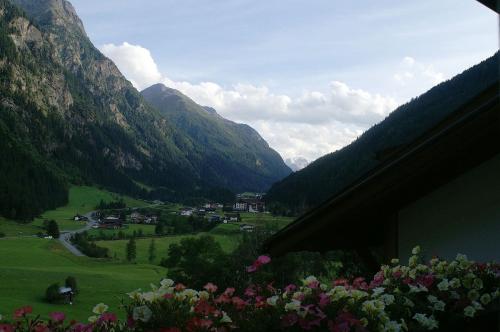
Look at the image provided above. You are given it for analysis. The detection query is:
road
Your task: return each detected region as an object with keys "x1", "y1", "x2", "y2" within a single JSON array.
[{"x1": 59, "y1": 211, "x2": 98, "y2": 257}]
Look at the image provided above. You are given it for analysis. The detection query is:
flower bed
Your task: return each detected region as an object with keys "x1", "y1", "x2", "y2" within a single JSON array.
[{"x1": 1, "y1": 247, "x2": 498, "y2": 331}]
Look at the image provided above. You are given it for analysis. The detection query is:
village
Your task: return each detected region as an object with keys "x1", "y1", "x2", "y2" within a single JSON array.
[{"x1": 79, "y1": 192, "x2": 269, "y2": 234}]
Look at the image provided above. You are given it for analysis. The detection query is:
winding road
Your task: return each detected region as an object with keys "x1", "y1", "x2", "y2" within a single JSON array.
[{"x1": 59, "y1": 211, "x2": 98, "y2": 256}]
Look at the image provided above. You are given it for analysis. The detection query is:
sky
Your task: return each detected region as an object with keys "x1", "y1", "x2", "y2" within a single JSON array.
[{"x1": 71, "y1": 0, "x2": 498, "y2": 165}]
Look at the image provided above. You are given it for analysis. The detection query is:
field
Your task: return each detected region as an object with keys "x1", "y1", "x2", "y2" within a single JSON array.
[
  {"x1": 97, "y1": 224, "x2": 241, "y2": 265},
  {"x1": 0, "y1": 237, "x2": 165, "y2": 321},
  {"x1": 87, "y1": 224, "x2": 158, "y2": 238},
  {"x1": 0, "y1": 188, "x2": 293, "y2": 320},
  {"x1": 0, "y1": 186, "x2": 150, "y2": 235}
]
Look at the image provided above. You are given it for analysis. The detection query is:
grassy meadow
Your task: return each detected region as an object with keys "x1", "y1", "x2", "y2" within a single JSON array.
[
  {"x1": 0, "y1": 237, "x2": 165, "y2": 321},
  {"x1": 0, "y1": 187, "x2": 292, "y2": 320},
  {"x1": 97, "y1": 224, "x2": 241, "y2": 265}
]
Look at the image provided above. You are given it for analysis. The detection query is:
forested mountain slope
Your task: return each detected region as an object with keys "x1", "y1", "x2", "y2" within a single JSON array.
[
  {"x1": 142, "y1": 84, "x2": 291, "y2": 193},
  {"x1": 0, "y1": 0, "x2": 289, "y2": 219},
  {"x1": 266, "y1": 53, "x2": 499, "y2": 215}
]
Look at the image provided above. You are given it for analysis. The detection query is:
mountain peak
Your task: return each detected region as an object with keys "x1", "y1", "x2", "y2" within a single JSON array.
[{"x1": 10, "y1": 0, "x2": 86, "y2": 36}]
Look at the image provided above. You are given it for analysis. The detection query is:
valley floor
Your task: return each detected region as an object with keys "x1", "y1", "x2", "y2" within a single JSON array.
[{"x1": 0, "y1": 186, "x2": 292, "y2": 320}]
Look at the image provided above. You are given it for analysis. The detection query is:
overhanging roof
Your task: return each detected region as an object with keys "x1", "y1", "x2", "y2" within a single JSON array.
[
  {"x1": 264, "y1": 84, "x2": 500, "y2": 256},
  {"x1": 476, "y1": 0, "x2": 499, "y2": 13}
]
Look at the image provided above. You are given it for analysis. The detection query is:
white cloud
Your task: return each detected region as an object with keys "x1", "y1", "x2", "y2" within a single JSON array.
[
  {"x1": 101, "y1": 42, "x2": 162, "y2": 90},
  {"x1": 394, "y1": 56, "x2": 445, "y2": 87},
  {"x1": 101, "y1": 42, "x2": 398, "y2": 162}
]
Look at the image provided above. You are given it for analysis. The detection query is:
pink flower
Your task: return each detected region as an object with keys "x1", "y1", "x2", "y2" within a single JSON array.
[
  {"x1": 246, "y1": 255, "x2": 271, "y2": 273},
  {"x1": 204, "y1": 282, "x2": 218, "y2": 293},
  {"x1": 256, "y1": 255, "x2": 271, "y2": 265},
  {"x1": 0, "y1": 324, "x2": 14, "y2": 332},
  {"x1": 231, "y1": 296, "x2": 248, "y2": 310},
  {"x1": 223, "y1": 287, "x2": 235, "y2": 297},
  {"x1": 71, "y1": 323, "x2": 93, "y2": 332},
  {"x1": 318, "y1": 293, "x2": 330, "y2": 308},
  {"x1": 49, "y1": 312, "x2": 65, "y2": 322},
  {"x1": 99, "y1": 313, "x2": 117, "y2": 323},
  {"x1": 417, "y1": 274, "x2": 435, "y2": 288},
  {"x1": 244, "y1": 286, "x2": 257, "y2": 297},
  {"x1": 285, "y1": 284, "x2": 297, "y2": 293},
  {"x1": 13, "y1": 306, "x2": 32, "y2": 319}
]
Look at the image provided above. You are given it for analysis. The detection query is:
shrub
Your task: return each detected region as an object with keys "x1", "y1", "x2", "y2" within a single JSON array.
[{"x1": 45, "y1": 283, "x2": 63, "y2": 303}]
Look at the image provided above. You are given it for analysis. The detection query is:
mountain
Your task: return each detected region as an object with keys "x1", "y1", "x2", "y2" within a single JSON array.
[
  {"x1": 141, "y1": 84, "x2": 291, "y2": 193},
  {"x1": 0, "y1": 0, "x2": 289, "y2": 220},
  {"x1": 285, "y1": 157, "x2": 310, "y2": 172},
  {"x1": 266, "y1": 53, "x2": 499, "y2": 215}
]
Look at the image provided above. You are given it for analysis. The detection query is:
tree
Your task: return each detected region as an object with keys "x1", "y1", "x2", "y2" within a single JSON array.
[
  {"x1": 65, "y1": 276, "x2": 77, "y2": 293},
  {"x1": 46, "y1": 220, "x2": 60, "y2": 238},
  {"x1": 160, "y1": 235, "x2": 231, "y2": 289},
  {"x1": 126, "y1": 237, "x2": 137, "y2": 262},
  {"x1": 148, "y1": 239, "x2": 156, "y2": 263}
]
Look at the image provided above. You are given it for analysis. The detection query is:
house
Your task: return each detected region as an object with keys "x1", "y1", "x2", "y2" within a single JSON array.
[
  {"x1": 209, "y1": 215, "x2": 221, "y2": 223},
  {"x1": 99, "y1": 216, "x2": 123, "y2": 229},
  {"x1": 224, "y1": 213, "x2": 241, "y2": 222},
  {"x1": 73, "y1": 214, "x2": 88, "y2": 222},
  {"x1": 144, "y1": 215, "x2": 158, "y2": 224},
  {"x1": 264, "y1": 83, "x2": 500, "y2": 266},
  {"x1": 180, "y1": 208, "x2": 194, "y2": 216},
  {"x1": 130, "y1": 212, "x2": 144, "y2": 223},
  {"x1": 239, "y1": 224, "x2": 255, "y2": 232},
  {"x1": 233, "y1": 193, "x2": 266, "y2": 212}
]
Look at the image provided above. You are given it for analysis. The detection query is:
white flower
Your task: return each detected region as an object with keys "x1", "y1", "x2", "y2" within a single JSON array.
[
  {"x1": 380, "y1": 294, "x2": 395, "y2": 306},
  {"x1": 412, "y1": 246, "x2": 421, "y2": 255},
  {"x1": 160, "y1": 278, "x2": 175, "y2": 288},
  {"x1": 199, "y1": 291, "x2": 210, "y2": 301},
  {"x1": 473, "y1": 278, "x2": 483, "y2": 290},
  {"x1": 390, "y1": 258, "x2": 400, "y2": 265},
  {"x1": 303, "y1": 276, "x2": 318, "y2": 286},
  {"x1": 437, "y1": 279, "x2": 449, "y2": 291},
  {"x1": 433, "y1": 301, "x2": 445, "y2": 311},
  {"x1": 92, "y1": 303, "x2": 108, "y2": 315},
  {"x1": 88, "y1": 315, "x2": 98, "y2": 323},
  {"x1": 142, "y1": 291, "x2": 161, "y2": 303},
  {"x1": 464, "y1": 306, "x2": 476, "y2": 318},
  {"x1": 383, "y1": 320, "x2": 403, "y2": 332},
  {"x1": 127, "y1": 289, "x2": 142, "y2": 301},
  {"x1": 427, "y1": 295, "x2": 438, "y2": 303},
  {"x1": 220, "y1": 311, "x2": 232, "y2": 323},
  {"x1": 409, "y1": 285, "x2": 428, "y2": 293},
  {"x1": 468, "y1": 289, "x2": 480, "y2": 301},
  {"x1": 284, "y1": 299, "x2": 301, "y2": 312},
  {"x1": 372, "y1": 287, "x2": 385, "y2": 297},
  {"x1": 133, "y1": 305, "x2": 152, "y2": 322},
  {"x1": 413, "y1": 313, "x2": 439, "y2": 330},
  {"x1": 362, "y1": 299, "x2": 385, "y2": 315},
  {"x1": 403, "y1": 297, "x2": 415, "y2": 307},
  {"x1": 266, "y1": 296, "x2": 279, "y2": 306},
  {"x1": 408, "y1": 256, "x2": 418, "y2": 267},
  {"x1": 480, "y1": 293, "x2": 491, "y2": 305},
  {"x1": 449, "y1": 278, "x2": 461, "y2": 289}
]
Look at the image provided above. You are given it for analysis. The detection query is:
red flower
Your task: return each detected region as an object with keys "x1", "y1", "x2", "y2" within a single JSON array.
[
  {"x1": 34, "y1": 325, "x2": 49, "y2": 332},
  {"x1": 13, "y1": 306, "x2": 32, "y2": 319},
  {"x1": 194, "y1": 300, "x2": 217, "y2": 316},
  {"x1": 175, "y1": 283, "x2": 186, "y2": 292},
  {"x1": 49, "y1": 312, "x2": 66, "y2": 322},
  {"x1": 0, "y1": 324, "x2": 14, "y2": 332}
]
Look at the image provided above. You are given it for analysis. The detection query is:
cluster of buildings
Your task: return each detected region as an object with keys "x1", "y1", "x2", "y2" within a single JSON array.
[
  {"x1": 232, "y1": 193, "x2": 266, "y2": 213},
  {"x1": 130, "y1": 211, "x2": 158, "y2": 224}
]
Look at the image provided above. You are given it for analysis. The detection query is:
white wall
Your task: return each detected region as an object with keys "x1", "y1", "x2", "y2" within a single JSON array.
[{"x1": 398, "y1": 153, "x2": 500, "y2": 262}]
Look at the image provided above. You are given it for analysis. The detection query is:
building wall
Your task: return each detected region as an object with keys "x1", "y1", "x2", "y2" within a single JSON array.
[{"x1": 398, "y1": 153, "x2": 500, "y2": 262}]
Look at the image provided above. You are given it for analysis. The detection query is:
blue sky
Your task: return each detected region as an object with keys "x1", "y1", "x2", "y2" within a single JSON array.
[{"x1": 71, "y1": 0, "x2": 498, "y2": 164}]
